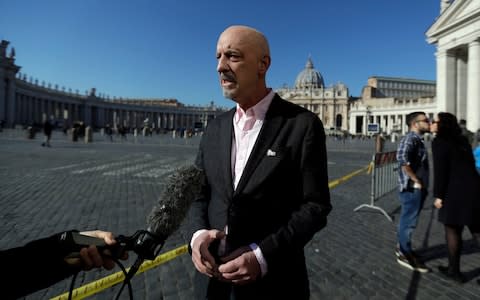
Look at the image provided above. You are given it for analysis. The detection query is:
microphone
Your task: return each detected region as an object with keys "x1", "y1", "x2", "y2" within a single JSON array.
[
  {"x1": 117, "y1": 163, "x2": 205, "y2": 286},
  {"x1": 64, "y1": 164, "x2": 205, "y2": 261},
  {"x1": 125, "y1": 164, "x2": 205, "y2": 260},
  {"x1": 61, "y1": 164, "x2": 205, "y2": 299},
  {"x1": 146, "y1": 163, "x2": 205, "y2": 244}
]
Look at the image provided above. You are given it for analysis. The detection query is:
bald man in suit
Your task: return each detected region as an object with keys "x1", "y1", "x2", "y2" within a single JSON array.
[{"x1": 188, "y1": 25, "x2": 331, "y2": 300}]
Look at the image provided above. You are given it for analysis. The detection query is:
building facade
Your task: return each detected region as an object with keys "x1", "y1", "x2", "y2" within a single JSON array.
[
  {"x1": 426, "y1": 0, "x2": 480, "y2": 132},
  {"x1": 276, "y1": 57, "x2": 350, "y2": 132},
  {"x1": 349, "y1": 76, "x2": 436, "y2": 136},
  {"x1": 0, "y1": 40, "x2": 222, "y2": 131}
]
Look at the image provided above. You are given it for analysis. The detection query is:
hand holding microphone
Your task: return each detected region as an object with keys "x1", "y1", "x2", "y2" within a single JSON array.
[
  {"x1": 62, "y1": 164, "x2": 204, "y2": 297},
  {"x1": 57, "y1": 165, "x2": 205, "y2": 299},
  {"x1": 63, "y1": 230, "x2": 128, "y2": 270},
  {"x1": 66, "y1": 164, "x2": 204, "y2": 258}
]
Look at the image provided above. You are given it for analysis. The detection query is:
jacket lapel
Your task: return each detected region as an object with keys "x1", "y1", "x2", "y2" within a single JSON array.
[
  {"x1": 234, "y1": 96, "x2": 284, "y2": 195},
  {"x1": 218, "y1": 109, "x2": 235, "y2": 197}
]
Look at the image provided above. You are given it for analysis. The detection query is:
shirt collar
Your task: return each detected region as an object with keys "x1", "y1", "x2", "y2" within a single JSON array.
[{"x1": 234, "y1": 89, "x2": 274, "y2": 123}]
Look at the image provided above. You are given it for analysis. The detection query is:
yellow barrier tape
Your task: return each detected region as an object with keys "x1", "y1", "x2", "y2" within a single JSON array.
[
  {"x1": 51, "y1": 165, "x2": 369, "y2": 300},
  {"x1": 328, "y1": 164, "x2": 370, "y2": 189},
  {"x1": 51, "y1": 244, "x2": 188, "y2": 300}
]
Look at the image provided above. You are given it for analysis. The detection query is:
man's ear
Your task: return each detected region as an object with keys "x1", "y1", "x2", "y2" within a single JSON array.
[{"x1": 258, "y1": 55, "x2": 271, "y2": 74}]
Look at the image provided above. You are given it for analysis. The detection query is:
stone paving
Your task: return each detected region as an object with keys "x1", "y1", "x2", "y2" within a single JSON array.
[{"x1": 1, "y1": 129, "x2": 479, "y2": 299}]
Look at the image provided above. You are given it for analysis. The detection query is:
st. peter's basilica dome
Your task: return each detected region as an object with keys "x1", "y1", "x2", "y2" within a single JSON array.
[{"x1": 294, "y1": 57, "x2": 324, "y2": 89}]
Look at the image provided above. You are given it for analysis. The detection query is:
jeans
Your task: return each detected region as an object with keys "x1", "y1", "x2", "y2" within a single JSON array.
[{"x1": 397, "y1": 188, "x2": 426, "y2": 254}]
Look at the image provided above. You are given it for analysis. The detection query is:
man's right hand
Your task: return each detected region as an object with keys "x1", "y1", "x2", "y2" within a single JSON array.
[
  {"x1": 191, "y1": 229, "x2": 225, "y2": 278},
  {"x1": 434, "y1": 198, "x2": 443, "y2": 209}
]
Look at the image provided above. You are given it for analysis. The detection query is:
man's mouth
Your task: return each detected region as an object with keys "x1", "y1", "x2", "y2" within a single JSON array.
[
  {"x1": 220, "y1": 73, "x2": 236, "y2": 87},
  {"x1": 221, "y1": 79, "x2": 235, "y2": 87}
]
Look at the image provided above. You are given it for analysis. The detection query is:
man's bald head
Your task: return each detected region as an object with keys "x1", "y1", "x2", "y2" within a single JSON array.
[{"x1": 219, "y1": 25, "x2": 270, "y2": 61}]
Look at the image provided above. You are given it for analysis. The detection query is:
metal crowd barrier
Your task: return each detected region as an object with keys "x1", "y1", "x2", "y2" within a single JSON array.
[{"x1": 353, "y1": 151, "x2": 398, "y2": 222}]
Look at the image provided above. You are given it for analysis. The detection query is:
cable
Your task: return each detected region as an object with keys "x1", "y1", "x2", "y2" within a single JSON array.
[
  {"x1": 113, "y1": 257, "x2": 133, "y2": 300},
  {"x1": 66, "y1": 256, "x2": 133, "y2": 300},
  {"x1": 114, "y1": 257, "x2": 143, "y2": 300},
  {"x1": 68, "y1": 272, "x2": 79, "y2": 300}
]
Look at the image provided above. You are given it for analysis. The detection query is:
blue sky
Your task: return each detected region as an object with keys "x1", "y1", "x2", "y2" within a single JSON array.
[{"x1": 1, "y1": 0, "x2": 440, "y2": 108}]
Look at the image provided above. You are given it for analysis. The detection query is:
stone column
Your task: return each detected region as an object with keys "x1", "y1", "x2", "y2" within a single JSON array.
[
  {"x1": 0, "y1": 68, "x2": 5, "y2": 123},
  {"x1": 456, "y1": 51, "x2": 467, "y2": 120},
  {"x1": 84, "y1": 104, "x2": 92, "y2": 126},
  {"x1": 400, "y1": 114, "x2": 406, "y2": 135},
  {"x1": 348, "y1": 112, "x2": 354, "y2": 135},
  {"x1": 170, "y1": 114, "x2": 175, "y2": 129},
  {"x1": 19, "y1": 95, "x2": 25, "y2": 124},
  {"x1": 32, "y1": 97, "x2": 38, "y2": 123},
  {"x1": 467, "y1": 40, "x2": 480, "y2": 132},
  {"x1": 6, "y1": 75, "x2": 16, "y2": 126},
  {"x1": 43, "y1": 99, "x2": 49, "y2": 121},
  {"x1": 381, "y1": 115, "x2": 386, "y2": 134},
  {"x1": 31, "y1": 97, "x2": 35, "y2": 123},
  {"x1": 436, "y1": 49, "x2": 457, "y2": 113},
  {"x1": 15, "y1": 94, "x2": 21, "y2": 124}
]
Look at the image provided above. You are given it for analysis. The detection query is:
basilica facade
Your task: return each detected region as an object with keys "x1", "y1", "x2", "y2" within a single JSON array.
[{"x1": 276, "y1": 57, "x2": 350, "y2": 132}]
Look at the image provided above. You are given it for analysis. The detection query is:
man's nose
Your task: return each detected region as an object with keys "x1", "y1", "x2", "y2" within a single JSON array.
[{"x1": 217, "y1": 56, "x2": 228, "y2": 73}]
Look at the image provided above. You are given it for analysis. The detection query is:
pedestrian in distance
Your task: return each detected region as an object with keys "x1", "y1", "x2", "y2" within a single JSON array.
[
  {"x1": 459, "y1": 119, "x2": 474, "y2": 148},
  {"x1": 474, "y1": 129, "x2": 480, "y2": 175},
  {"x1": 41, "y1": 118, "x2": 53, "y2": 147},
  {"x1": 395, "y1": 111, "x2": 431, "y2": 273},
  {"x1": 187, "y1": 25, "x2": 331, "y2": 299},
  {"x1": 431, "y1": 112, "x2": 480, "y2": 284},
  {"x1": 105, "y1": 123, "x2": 113, "y2": 142}
]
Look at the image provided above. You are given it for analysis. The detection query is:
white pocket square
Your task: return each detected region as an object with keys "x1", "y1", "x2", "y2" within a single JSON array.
[{"x1": 266, "y1": 149, "x2": 276, "y2": 157}]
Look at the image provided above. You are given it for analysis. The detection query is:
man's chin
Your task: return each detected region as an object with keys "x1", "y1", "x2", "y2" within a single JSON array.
[{"x1": 222, "y1": 89, "x2": 236, "y2": 100}]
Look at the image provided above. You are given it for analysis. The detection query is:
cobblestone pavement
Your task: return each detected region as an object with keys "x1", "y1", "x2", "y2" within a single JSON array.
[{"x1": 1, "y1": 129, "x2": 479, "y2": 299}]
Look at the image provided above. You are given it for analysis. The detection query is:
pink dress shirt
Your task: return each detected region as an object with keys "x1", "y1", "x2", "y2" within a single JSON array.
[{"x1": 192, "y1": 89, "x2": 275, "y2": 277}]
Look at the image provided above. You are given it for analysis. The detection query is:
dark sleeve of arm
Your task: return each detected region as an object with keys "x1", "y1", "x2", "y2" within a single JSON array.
[
  {"x1": 0, "y1": 233, "x2": 78, "y2": 299},
  {"x1": 432, "y1": 139, "x2": 450, "y2": 199},
  {"x1": 259, "y1": 116, "x2": 332, "y2": 263},
  {"x1": 186, "y1": 134, "x2": 211, "y2": 247}
]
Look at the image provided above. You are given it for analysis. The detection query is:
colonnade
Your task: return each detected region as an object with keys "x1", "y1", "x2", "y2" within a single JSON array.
[
  {"x1": 436, "y1": 40, "x2": 480, "y2": 131},
  {"x1": 0, "y1": 40, "x2": 221, "y2": 131},
  {"x1": 9, "y1": 79, "x2": 216, "y2": 131}
]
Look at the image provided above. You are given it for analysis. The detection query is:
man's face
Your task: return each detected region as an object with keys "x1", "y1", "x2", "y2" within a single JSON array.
[
  {"x1": 413, "y1": 115, "x2": 431, "y2": 134},
  {"x1": 216, "y1": 28, "x2": 263, "y2": 104}
]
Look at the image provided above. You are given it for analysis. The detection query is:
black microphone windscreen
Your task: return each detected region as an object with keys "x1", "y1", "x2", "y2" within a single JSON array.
[{"x1": 146, "y1": 164, "x2": 204, "y2": 240}]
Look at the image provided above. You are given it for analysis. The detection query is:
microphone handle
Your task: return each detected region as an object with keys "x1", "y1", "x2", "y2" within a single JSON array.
[
  {"x1": 64, "y1": 232, "x2": 126, "y2": 259},
  {"x1": 64, "y1": 230, "x2": 164, "y2": 260}
]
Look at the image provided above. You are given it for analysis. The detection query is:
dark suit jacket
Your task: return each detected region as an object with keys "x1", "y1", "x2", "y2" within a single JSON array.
[{"x1": 188, "y1": 95, "x2": 332, "y2": 300}]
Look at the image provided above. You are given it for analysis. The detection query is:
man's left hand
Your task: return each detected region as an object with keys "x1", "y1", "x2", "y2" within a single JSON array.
[{"x1": 218, "y1": 246, "x2": 261, "y2": 285}]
